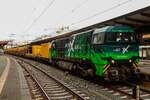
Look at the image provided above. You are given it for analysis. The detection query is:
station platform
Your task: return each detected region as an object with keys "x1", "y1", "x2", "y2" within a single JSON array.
[
  {"x1": 139, "y1": 66, "x2": 150, "y2": 76},
  {"x1": 140, "y1": 60, "x2": 150, "y2": 66},
  {"x1": 139, "y1": 60, "x2": 150, "y2": 75},
  {"x1": 0, "y1": 55, "x2": 31, "y2": 100}
]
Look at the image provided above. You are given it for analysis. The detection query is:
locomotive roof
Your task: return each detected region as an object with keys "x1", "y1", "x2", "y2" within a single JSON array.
[{"x1": 94, "y1": 26, "x2": 134, "y2": 33}]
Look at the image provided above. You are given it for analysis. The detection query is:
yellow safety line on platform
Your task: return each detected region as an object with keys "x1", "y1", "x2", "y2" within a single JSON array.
[{"x1": 0, "y1": 57, "x2": 10, "y2": 94}]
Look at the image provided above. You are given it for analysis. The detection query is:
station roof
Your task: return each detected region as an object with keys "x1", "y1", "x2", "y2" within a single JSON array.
[{"x1": 31, "y1": 6, "x2": 150, "y2": 45}]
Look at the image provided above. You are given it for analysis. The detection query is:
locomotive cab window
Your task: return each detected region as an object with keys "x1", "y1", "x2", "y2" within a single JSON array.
[
  {"x1": 92, "y1": 32, "x2": 105, "y2": 44},
  {"x1": 106, "y1": 32, "x2": 136, "y2": 44}
]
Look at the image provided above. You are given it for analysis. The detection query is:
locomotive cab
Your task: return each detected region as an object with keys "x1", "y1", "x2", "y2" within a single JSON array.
[{"x1": 92, "y1": 26, "x2": 139, "y2": 81}]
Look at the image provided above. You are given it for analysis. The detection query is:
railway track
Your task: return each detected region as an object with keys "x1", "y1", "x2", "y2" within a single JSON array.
[
  {"x1": 17, "y1": 58, "x2": 90, "y2": 100},
  {"x1": 23, "y1": 70, "x2": 50, "y2": 100},
  {"x1": 106, "y1": 84, "x2": 150, "y2": 99},
  {"x1": 90, "y1": 79, "x2": 150, "y2": 100},
  {"x1": 15, "y1": 56, "x2": 150, "y2": 100},
  {"x1": 81, "y1": 80, "x2": 150, "y2": 100}
]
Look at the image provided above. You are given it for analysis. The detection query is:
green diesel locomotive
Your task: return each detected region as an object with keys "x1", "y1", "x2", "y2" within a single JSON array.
[{"x1": 51, "y1": 25, "x2": 139, "y2": 81}]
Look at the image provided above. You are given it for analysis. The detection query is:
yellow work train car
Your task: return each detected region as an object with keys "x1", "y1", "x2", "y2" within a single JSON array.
[
  {"x1": 17, "y1": 45, "x2": 28, "y2": 56},
  {"x1": 5, "y1": 42, "x2": 52, "y2": 61},
  {"x1": 5, "y1": 45, "x2": 28, "y2": 56},
  {"x1": 26, "y1": 45, "x2": 40, "y2": 58},
  {"x1": 28, "y1": 42, "x2": 52, "y2": 60},
  {"x1": 40, "y1": 43, "x2": 49, "y2": 59},
  {"x1": 32, "y1": 45, "x2": 41, "y2": 57}
]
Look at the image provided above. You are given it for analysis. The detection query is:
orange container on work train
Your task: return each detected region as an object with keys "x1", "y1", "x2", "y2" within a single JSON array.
[
  {"x1": 4, "y1": 45, "x2": 27, "y2": 55},
  {"x1": 30, "y1": 43, "x2": 51, "y2": 59},
  {"x1": 32, "y1": 45, "x2": 41, "y2": 57},
  {"x1": 5, "y1": 42, "x2": 51, "y2": 60},
  {"x1": 39, "y1": 43, "x2": 50, "y2": 59}
]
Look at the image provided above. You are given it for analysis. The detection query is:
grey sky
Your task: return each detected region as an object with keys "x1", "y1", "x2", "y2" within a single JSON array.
[{"x1": 0, "y1": 0, "x2": 150, "y2": 42}]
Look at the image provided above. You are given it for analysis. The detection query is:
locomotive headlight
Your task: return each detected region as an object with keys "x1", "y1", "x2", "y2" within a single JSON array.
[
  {"x1": 129, "y1": 59, "x2": 132, "y2": 63},
  {"x1": 111, "y1": 59, "x2": 115, "y2": 64}
]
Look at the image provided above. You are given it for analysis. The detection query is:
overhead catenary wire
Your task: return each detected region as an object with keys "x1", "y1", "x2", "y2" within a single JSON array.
[
  {"x1": 56, "y1": 0, "x2": 90, "y2": 26},
  {"x1": 71, "y1": 0, "x2": 89, "y2": 13},
  {"x1": 69, "y1": 0, "x2": 133, "y2": 26},
  {"x1": 24, "y1": 0, "x2": 56, "y2": 33},
  {"x1": 24, "y1": 0, "x2": 132, "y2": 35}
]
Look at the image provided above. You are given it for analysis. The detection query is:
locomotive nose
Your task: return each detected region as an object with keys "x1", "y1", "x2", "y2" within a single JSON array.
[{"x1": 106, "y1": 64, "x2": 130, "y2": 81}]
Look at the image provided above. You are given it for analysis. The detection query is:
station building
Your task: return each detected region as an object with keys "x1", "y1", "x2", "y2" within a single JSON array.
[{"x1": 140, "y1": 34, "x2": 150, "y2": 59}]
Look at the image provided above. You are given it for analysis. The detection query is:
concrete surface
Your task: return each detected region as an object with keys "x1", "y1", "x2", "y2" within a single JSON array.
[
  {"x1": 0, "y1": 56, "x2": 32, "y2": 100},
  {"x1": 0, "y1": 56, "x2": 7, "y2": 77},
  {"x1": 139, "y1": 60, "x2": 150, "y2": 75},
  {"x1": 139, "y1": 67, "x2": 150, "y2": 76},
  {"x1": 140, "y1": 60, "x2": 150, "y2": 66}
]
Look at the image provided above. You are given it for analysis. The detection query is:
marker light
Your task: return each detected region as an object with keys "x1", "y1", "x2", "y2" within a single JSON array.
[
  {"x1": 111, "y1": 59, "x2": 115, "y2": 64},
  {"x1": 129, "y1": 59, "x2": 132, "y2": 63}
]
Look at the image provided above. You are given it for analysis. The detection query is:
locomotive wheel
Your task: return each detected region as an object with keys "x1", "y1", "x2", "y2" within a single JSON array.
[
  {"x1": 87, "y1": 68, "x2": 95, "y2": 77},
  {"x1": 51, "y1": 60, "x2": 57, "y2": 66},
  {"x1": 76, "y1": 64, "x2": 88, "y2": 77},
  {"x1": 71, "y1": 64, "x2": 77, "y2": 71}
]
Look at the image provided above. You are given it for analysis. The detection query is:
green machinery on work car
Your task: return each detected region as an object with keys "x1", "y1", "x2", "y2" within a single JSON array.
[{"x1": 51, "y1": 25, "x2": 139, "y2": 81}]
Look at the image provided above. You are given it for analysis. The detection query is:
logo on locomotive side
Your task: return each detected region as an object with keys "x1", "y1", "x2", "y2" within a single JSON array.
[
  {"x1": 122, "y1": 45, "x2": 130, "y2": 54},
  {"x1": 65, "y1": 36, "x2": 76, "y2": 56},
  {"x1": 113, "y1": 45, "x2": 130, "y2": 54}
]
